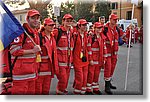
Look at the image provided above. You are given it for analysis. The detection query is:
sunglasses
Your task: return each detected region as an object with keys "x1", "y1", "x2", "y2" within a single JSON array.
[
  {"x1": 81, "y1": 24, "x2": 87, "y2": 26},
  {"x1": 66, "y1": 20, "x2": 73, "y2": 22},
  {"x1": 48, "y1": 24, "x2": 55, "y2": 26}
]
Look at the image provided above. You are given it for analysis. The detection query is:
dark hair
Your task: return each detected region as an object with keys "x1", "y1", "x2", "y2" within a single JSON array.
[{"x1": 100, "y1": 16, "x2": 105, "y2": 20}]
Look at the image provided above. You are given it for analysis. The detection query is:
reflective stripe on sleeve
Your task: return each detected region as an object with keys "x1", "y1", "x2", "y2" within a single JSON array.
[{"x1": 10, "y1": 46, "x2": 22, "y2": 54}]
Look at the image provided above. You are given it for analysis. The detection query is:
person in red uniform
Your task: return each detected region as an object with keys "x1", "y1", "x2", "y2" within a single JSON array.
[
  {"x1": 103, "y1": 14, "x2": 120, "y2": 95},
  {"x1": 53, "y1": 14, "x2": 74, "y2": 95},
  {"x1": 0, "y1": 48, "x2": 10, "y2": 77},
  {"x1": 86, "y1": 22, "x2": 107, "y2": 95},
  {"x1": 73, "y1": 19, "x2": 92, "y2": 95},
  {"x1": 35, "y1": 18, "x2": 59, "y2": 95},
  {"x1": 0, "y1": 48, "x2": 12, "y2": 95},
  {"x1": 9, "y1": 9, "x2": 41, "y2": 94},
  {"x1": 125, "y1": 24, "x2": 134, "y2": 48},
  {"x1": 134, "y1": 24, "x2": 139, "y2": 43}
]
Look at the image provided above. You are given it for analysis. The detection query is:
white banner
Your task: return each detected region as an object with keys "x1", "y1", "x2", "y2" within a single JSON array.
[
  {"x1": 131, "y1": 0, "x2": 138, "y2": 5},
  {"x1": 54, "y1": 6, "x2": 60, "y2": 16}
]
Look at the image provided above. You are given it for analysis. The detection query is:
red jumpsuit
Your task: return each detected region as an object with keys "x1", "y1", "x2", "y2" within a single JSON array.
[
  {"x1": 126, "y1": 28, "x2": 134, "y2": 44},
  {"x1": 104, "y1": 23, "x2": 119, "y2": 81},
  {"x1": 86, "y1": 32, "x2": 107, "y2": 93},
  {"x1": 53, "y1": 26, "x2": 74, "y2": 94},
  {"x1": 35, "y1": 31, "x2": 59, "y2": 95},
  {"x1": 0, "y1": 48, "x2": 10, "y2": 76},
  {"x1": 134, "y1": 27, "x2": 139, "y2": 43},
  {"x1": 10, "y1": 23, "x2": 40, "y2": 95},
  {"x1": 73, "y1": 31, "x2": 92, "y2": 94}
]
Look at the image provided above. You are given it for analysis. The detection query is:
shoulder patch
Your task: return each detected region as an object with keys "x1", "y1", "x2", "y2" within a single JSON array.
[{"x1": 14, "y1": 37, "x2": 20, "y2": 43}]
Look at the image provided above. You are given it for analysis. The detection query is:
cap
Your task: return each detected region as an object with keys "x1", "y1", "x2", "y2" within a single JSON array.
[
  {"x1": 27, "y1": 9, "x2": 40, "y2": 17},
  {"x1": 109, "y1": 14, "x2": 118, "y2": 20},
  {"x1": 44, "y1": 18, "x2": 55, "y2": 25},
  {"x1": 94, "y1": 22, "x2": 103, "y2": 28},
  {"x1": 63, "y1": 14, "x2": 73, "y2": 20},
  {"x1": 78, "y1": 19, "x2": 88, "y2": 25}
]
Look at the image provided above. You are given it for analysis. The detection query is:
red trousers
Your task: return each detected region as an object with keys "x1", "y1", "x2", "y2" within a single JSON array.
[
  {"x1": 104, "y1": 56, "x2": 117, "y2": 80},
  {"x1": 35, "y1": 76, "x2": 51, "y2": 95},
  {"x1": 11, "y1": 80, "x2": 36, "y2": 95},
  {"x1": 57, "y1": 68, "x2": 70, "y2": 94},
  {"x1": 87, "y1": 65, "x2": 101, "y2": 92},
  {"x1": 73, "y1": 65, "x2": 88, "y2": 94}
]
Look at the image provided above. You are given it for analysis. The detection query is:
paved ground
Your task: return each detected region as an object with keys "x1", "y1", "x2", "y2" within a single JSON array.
[{"x1": 50, "y1": 43, "x2": 143, "y2": 95}]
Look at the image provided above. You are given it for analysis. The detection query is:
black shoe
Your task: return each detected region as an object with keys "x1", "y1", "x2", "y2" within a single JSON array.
[
  {"x1": 85, "y1": 91, "x2": 94, "y2": 95},
  {"x1": 105, "y1": 89, "x2": 113, "y2": 95},
  {"x1": 110, "y1": 83, "x2": 117, "y2": 89},
  {"x1": 127, "y1": 45, "x2": 133, "y2": 48},
  {"x1": 93, "y1": 90, "x2": 102, "y2": 95},
  {"x1": 105, "y1": 81, "x2": 113, "y2": 95}
]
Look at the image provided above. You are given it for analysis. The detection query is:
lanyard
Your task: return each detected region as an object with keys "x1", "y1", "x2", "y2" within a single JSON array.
[{"x1": 67, "y1": 30, "x2": 71, "y2": 49}]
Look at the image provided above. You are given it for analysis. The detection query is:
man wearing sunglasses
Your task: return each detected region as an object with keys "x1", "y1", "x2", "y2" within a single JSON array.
[{"x1": 35, "y1": 18, "x2": 59, "y2": 94}]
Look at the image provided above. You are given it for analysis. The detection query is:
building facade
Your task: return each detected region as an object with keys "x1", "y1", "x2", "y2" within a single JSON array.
[
  {"x1": 12, "y1": 9, "x2": 28, "y2": 24},
  {"x1": 110, "y1": 0, "x2": 143, "y2": 27}
]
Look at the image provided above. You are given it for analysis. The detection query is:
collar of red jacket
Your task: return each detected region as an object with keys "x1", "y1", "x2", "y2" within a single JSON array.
[
  {"x1": 23, "y1": 23, "x2": 37, "y2": 37},
  {"x1": 105, "y1": 22, "x2": 117, "y2": 31},
  {"x1": 41, "y1": 31, "x2": 54, "y2": 37}
]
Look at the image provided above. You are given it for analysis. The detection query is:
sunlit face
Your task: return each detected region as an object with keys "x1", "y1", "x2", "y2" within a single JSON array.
[
  {"x1": 63, "y1": 18, "x2": 73, "y2": 27},
  {"x1": 110, "y1": 18, "x2": 118, "y2": 26},
  {"x1": 80, "y1": 24, "x2": 87, "y2": 32},
  {"x1": 44, "y1": 24, "x2": 55, "y2": 32},
  {"x1": 95, "y1": 27, "x2": 102, "y2": 34},
  {"x1": 28, "y1": 15, "x2": 40, "y2": 29},
  {"x1": 100, "y1": 18, "x2": 105, "y2": 24}
]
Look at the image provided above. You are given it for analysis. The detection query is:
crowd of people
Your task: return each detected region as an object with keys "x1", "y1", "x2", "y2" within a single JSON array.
[{"x1": 0, "y1": 9, "x2": 143, "y2": 95}]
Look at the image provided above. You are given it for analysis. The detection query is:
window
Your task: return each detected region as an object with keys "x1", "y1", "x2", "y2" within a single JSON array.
[
  {"x1": 112, "y1": 2, "x2": 118, "y2": 9},
  {"x1": 20, "y1": 15, "x2": 22, "y2": 21},
  {"x1": 113, "y1": 12, "x2": 117, "y2": 15},
  {"x1": 126, "y1": 11, "x2": 132, "y2": 20}
]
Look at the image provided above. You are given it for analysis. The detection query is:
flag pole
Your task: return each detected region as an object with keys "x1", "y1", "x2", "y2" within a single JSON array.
[
  {"x1": 24, "y1": 31, "x2": 37, "y2": 46},
  {"x1": 124, "y1": 3, "x2": 135, "y2": 91}
]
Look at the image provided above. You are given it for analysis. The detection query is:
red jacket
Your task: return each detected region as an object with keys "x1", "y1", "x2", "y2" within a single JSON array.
[
  {"x1": 0, "y1": 48, "x2": 10, "y2": 74},
  {"x1": 104, "y1": 23, "x2": 119, "y2": 57},
  {"x1": 73, "y1": 31, "x2": 91, "y2": 68},
  {"x1": 39, "y1": 31, "x2": 59, "y2": 77},
  {"x1": 10, "y1": 23, "x2": 40, "y2": 81},
  {"x1": 89, "y1": 32, "x2": 107, "y2": 66},
  {"x1": 53, "y1": 26, "x2": 74, "y2": 68}
]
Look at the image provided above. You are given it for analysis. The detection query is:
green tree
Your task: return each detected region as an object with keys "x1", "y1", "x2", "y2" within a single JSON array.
[
  {"x1": 95, "y1": 0, "x2": 111, "y2": 22},
  {"x1": 76, "y1": 1, "x2": 93, "y2": 22},
  {"x1": 57, "y1": 1, "x2": 75, "y2": 24},
  {"x1": 27, "y1": 0, "x2": 52, "y2": 21}
]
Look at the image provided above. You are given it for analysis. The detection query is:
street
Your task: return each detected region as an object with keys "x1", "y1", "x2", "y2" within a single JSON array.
[{"x1": 50, "y1": 43, "x2": 143, "y2": 95}]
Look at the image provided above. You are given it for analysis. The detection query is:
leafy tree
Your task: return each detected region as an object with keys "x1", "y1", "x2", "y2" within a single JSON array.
[
  {"x1": 27, "y1": 0, "x2": 52, "y2": 21},
  {"x1": 56, "y1": 1, "x2": 75, "y2": 24},
  {"x1": 95, "y1": 0, "x2": 111, "y2": 22},
  {"x1": 75, "y1": 1, "x2": 93, "y2": 22}
]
